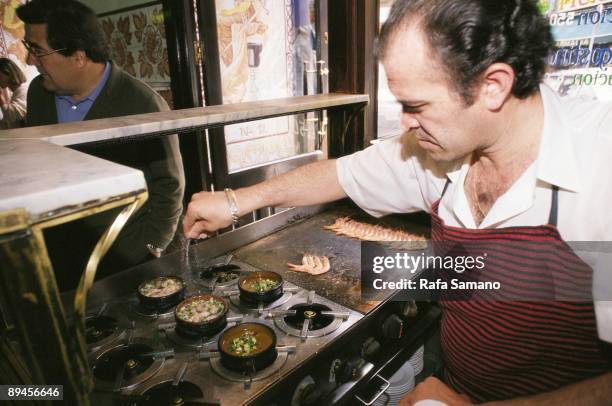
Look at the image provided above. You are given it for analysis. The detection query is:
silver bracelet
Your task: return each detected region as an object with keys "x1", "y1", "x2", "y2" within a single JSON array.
[{"x1": 224, "y1": 188, "x2": 239, "y2": 227}]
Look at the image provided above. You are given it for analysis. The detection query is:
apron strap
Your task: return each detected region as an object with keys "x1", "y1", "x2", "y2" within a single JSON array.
[
  {"x1": 548, "y1": 185, "x2": 559, "y2": 226},
  {"x1": 441, "y1": 178, "x2": 451, "y2": 198}
]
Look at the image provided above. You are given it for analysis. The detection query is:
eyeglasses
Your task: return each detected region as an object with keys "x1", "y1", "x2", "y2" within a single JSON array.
[{"x1": 22, "y1": 40, "x2": 67, "y2": 60}]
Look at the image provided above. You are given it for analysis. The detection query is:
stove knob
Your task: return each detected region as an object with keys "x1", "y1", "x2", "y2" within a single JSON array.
[
  {"x1": 361, "y1": 337, "x2": 381, "y2": 360},
  {"x1": 292, "y1": 376, "x2": 324, "y2": 406},
  {"x1": 401, "y1": 301, "x2": 419, "y2": 318},
  {"x1": 381, "y1": 314, "x2": 404, "y2": 339},
  {"x1": 300, "y1": 383, "x2": 322, "y2": 405},
  {"x1": 336, "y1": 360, "x2": 352, "y2": 383}
]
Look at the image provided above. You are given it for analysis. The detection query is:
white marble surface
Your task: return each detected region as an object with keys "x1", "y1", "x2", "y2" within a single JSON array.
[
  {"x1": 0, "y1": 139, "x2": 145, "y2": 222},
  {"x1": 0, "y1": 93, "x2": 369, "y2": 146},
  {"x1": 0, "y1": 93, "x2": 367, "y2": 224}
]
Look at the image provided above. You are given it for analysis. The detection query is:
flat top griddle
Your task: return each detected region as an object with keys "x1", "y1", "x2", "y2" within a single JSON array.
[{"x1": 234, "y1": 205, "x2": 430, "y2": 313}]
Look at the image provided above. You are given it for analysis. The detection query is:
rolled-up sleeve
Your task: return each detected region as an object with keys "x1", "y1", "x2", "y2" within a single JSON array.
[{"x1": 336, "y1": 136, "x2": 429, "y2": 217}]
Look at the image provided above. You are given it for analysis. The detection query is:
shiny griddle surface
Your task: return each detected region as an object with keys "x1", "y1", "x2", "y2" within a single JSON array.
[{"x1": 233, "y1": 205, "x2": 430, "y2": 314}]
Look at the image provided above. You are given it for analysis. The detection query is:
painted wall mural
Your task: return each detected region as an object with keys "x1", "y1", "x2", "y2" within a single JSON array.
[
  {"x1": 216, "y1": 0, "x2": 300, "y2": 172},
  {"x1": 99, "y1": 3, "x2": 172, "y2": 104}
]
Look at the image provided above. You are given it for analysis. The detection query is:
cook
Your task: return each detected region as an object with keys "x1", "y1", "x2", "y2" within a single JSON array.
[{"x1": 183, "y1": 0, "x2": 612, "y2": 403}]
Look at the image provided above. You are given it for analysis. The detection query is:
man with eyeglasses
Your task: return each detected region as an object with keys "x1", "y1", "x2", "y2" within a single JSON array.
[{"x1": 17, "y1": 0, "x2": 185, "y2": 289}]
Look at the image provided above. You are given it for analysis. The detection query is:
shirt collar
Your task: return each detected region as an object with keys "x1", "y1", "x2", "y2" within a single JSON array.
[
  {"x1": 445, "y1": 157, "x2": 467, "y2": 185},
  {"x1": 536, "y1": 83, "x2": 581, "y2": 193},
  {"x1": 57, "y1": 61, "x2": 111, "y2": 104},
  {"x1": 441, "y1": 84, "x2": 580, "y2": 228},
  {"x1": 445, "y1": 84, "x2": 580, "y2": 193}
]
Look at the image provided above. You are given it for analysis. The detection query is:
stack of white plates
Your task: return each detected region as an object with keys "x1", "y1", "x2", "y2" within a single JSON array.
[
  {"x1": 408, "y1": 345, "x2": 425, "y2": 375},
  {"x1": 372, "y1": 361, "x2": 416, "y2": 406}
]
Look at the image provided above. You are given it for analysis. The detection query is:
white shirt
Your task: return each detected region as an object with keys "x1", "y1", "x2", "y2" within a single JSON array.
[{"x1": 337, "y1": 84, "x2": 612, "y2": 341}]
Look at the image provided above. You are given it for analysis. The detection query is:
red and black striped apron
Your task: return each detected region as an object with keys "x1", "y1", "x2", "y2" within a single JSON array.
[{"x1": 431, "y1": 181, "x2": 608, "y2": 402}]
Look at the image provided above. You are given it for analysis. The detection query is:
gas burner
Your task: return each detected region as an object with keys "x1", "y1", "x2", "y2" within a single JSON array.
[
  {"x1": 133, "y1": 381, "x2": 204, "y2": 406},
  {"x1": 85, "y1": 315, "x2": 126, "y2": 351},
  {"x1": 91, "y1": 340, "x2": 165, "y2": 392},
  {"x1": 131, "y1": 302, "x2": 175, "y2": 319},
  {"x1": 209, "y1": 351, "x2": 288, "y2": 384},
  {"x1": 275, "y1": 303, "x2": 346, "y2": 338},
  {"x1": 199, "y1": 263, "x2": 244, "y2": 289},
  {"x1": 229, "y1": 291, "x2": 293, "y2": 312}
]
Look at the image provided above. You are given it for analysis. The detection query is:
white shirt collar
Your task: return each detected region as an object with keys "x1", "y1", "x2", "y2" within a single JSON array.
[{"x1": 441, "y1": 84, "x2": 580, "y2": 228}]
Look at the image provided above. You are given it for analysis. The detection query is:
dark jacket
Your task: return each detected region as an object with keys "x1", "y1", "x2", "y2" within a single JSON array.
[{"x1": 27, "y1": 62, "x2": 184, "y2": 287}]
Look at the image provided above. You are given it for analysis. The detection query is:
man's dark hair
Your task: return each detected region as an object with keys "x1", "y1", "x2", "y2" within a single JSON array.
[
  {"x1": 17, "y1": 0, "x2": 110, "y2": 63},
  {"x1": 378, "y1": 0, "x2": 553, "y2": 104}
]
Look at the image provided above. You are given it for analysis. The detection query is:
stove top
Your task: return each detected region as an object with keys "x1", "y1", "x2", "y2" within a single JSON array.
[
  {"x1": 85, "y1": 256, "x2": 361, "y2": 405},
  {"x1": 90, "y1": 339, "x2": 168, "y2": 392},
  {"x1": 133, "y1": 380, "x2": 204, "y2": 406}
]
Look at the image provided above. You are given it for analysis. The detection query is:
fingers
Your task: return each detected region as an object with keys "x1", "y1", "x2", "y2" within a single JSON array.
[
  {"x1": 182, "y1": 207, "x2": 197, "y2": 236},
  {"x1": 190, "y1": 191, "x2": 203, "y2": 202},
  {"x1": 185, "y1": 220, "x2": 210, "y2": 239},
  {"x1": 183, "y1": 192, "x2": 214, "y2": 237},
  {"x1": 183, "y1": 190, "x2": 234, "y2": 238},
  {"x1": 183, "y1": 196, "x2": 209, "y2": 238}
]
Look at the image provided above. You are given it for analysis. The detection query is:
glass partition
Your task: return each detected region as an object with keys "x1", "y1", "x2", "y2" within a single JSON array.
[
  {"x1": 214, "y1": 0, "x2": 327, "y2": 172},
  {"x1": 377, "y1": 0, "x2": 403, "y2": 141}
]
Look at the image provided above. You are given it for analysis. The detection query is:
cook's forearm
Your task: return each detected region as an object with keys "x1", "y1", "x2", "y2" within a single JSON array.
[
  {"x1": 484, "y1": 372, "x2": 612, "y2": 406},
  {"x1": 234, "y1": 159, "x2": 346, "y2": 215}
]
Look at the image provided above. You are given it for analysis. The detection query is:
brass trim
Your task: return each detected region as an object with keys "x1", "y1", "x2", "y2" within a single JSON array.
[
  {"x1": 0, "y1": 190, "x2": 147, "y2": 403},
  {"x1": 73, "y1": 193, "x2": 147, "y2": 353},
  {"x1": 32, "y1": 190, "x2": 148, "y2": 229},
  {"x1": 30, "y1": 226, "x2": 91, "y2": 397},
  {"x1": 0, "y1": 209, "x2": 28, "y2": 234},
  {"x1": 0, "y1": 211, "x2": 93, "y2": 404}
]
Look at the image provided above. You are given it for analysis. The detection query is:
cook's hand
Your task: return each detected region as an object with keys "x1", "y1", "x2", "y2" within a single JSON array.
[
  {"x1": 399, "y1": 377, "x2": 472, "y2": 406},
  {"x1": 183, "y1": 191, "x2": 234, "y2": 238}
]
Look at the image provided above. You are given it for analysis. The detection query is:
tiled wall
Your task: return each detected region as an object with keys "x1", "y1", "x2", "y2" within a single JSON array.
[{"x1": 85, "y1": 0, "x2": 173, "y2": 108}]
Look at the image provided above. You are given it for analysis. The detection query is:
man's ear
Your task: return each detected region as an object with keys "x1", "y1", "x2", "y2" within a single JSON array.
[
  {"x1": 476, "y1": 63, "x2": 515, "y2": 111},
  {"x1": 73, "y1": 50, "x2": 88, "y2": 68}
]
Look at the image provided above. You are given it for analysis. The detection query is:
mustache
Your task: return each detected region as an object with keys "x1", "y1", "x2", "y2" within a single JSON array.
[
  {"x1": 400, "y1": 129, "x2": 430, "y2": 158},
  {"x1": 404, "y1": 129, "x2": 435, "y2": 144}
]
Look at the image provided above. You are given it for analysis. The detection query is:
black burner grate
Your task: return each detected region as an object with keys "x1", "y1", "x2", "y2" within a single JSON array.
[
  {"x1": 137, "y1": 381, "x2": 204, "y2": 406},
  {"x1": 284, "y1": 304, "x2": 334, "y2": 331},
  {"x1": 86, "y1": 315, "x2": 118, "y2": 344},
  {"x1": 200, "y1": 264, "x2": 242, "y2": 283},
  {"x1": 93, "y1": 343, "x2": 155, "y2": 382}
]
